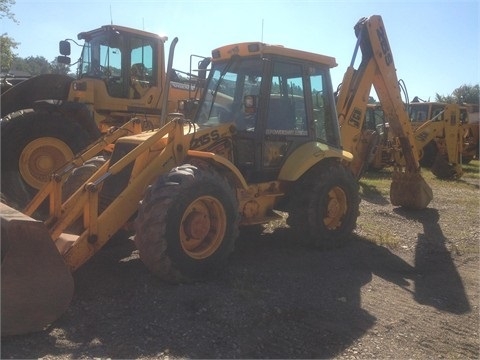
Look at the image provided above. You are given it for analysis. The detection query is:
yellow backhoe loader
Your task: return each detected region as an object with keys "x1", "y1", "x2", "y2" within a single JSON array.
[
  {"x1": 1, "y1": 25, "x2": 205, "y2": 211},
  {"x1": 364, "y1": 102, "x2": 475, "y2": 179},
  {"x1": 409, "y1": 101, "x2": 479, "y2": 167},
  {"x1": 1, "y1": 15, "x2": 431, "y2": 336}
]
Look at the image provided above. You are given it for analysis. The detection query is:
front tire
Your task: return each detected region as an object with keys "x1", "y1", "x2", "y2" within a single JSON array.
[
  {"x1": 287, "y1": 161, "x2": 360, "y2": 249},
  {"x1": 134, "y1": 164, "x2": 239, "y2": 282}
]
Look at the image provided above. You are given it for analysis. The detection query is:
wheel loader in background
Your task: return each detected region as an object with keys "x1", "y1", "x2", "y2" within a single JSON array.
[
  {"x1": 1, "y1": 15, "x2": 432, "y2": 336},
  {"x1": 0, "y1": 24, "x2": 205, "y2": 211}
]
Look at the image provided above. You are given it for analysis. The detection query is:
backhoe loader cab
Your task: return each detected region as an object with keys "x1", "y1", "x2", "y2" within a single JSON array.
[
  {"x1": 409, "y1": 101, "x2": 468, "y2": 124},
  {"x1": 194, "y1": 42, "x2": 344, "y2": 182}
]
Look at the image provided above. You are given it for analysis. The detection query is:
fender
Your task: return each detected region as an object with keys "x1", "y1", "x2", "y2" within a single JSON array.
[
  {"x1": 278, "y1": 141, "x2": 353, "y2": 181},
  {"x1": 1, "y1": 74, "x2": 101, "y2": 141},
  {"x1": 1, "y1": 74, "x2": 73, "y2": 118},
  {"x1": 187, "y1": 150, "x2": 249, "y2": 190}
]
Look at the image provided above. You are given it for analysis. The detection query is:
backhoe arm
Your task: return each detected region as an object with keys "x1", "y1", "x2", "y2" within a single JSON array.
[{"x1": 337, "y1": 15, "x2": 433, "y2": 209}]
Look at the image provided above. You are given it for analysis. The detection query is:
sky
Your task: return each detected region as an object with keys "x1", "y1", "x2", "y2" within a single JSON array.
[{"x1": 1, "y1": 0, "x2": 479, "y2": 100}]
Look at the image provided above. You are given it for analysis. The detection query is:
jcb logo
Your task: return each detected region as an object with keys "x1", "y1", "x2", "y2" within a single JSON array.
[
  {"x1": 190, "y1": 130, "x2": 220, "y2": 149},
  {"x1": 348, "y1": 108, "x2": 363, "y2": 129},
  {"x1": 376, "y1": 26, "x2": 393, "y2": 66}
]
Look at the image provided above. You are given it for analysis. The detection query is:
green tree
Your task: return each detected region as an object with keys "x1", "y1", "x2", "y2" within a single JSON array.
[
  {"x1": 0, "y1": 34, "x2": 19, "y2": 72},
  {"x1": 435, "y1": 84, "x2": 479, "y2": 105},
  {"x1": 1, "y1": 0, "x2": 18, "y2": 72},
  {"x1": 0, "y1": 0, "x2": 17, "y2": 23},
  {"x1": 12, "y1": 56, "x2": 51, "y2": 75},
  {"x1": 50, "y1": 59, "x2": 70, "y2": 75}
]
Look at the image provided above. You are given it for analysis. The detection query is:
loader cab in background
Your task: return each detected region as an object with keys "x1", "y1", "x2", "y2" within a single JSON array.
[
  {"x1": 58, "y1": 25, "x2": 168, "y2": 115},
  {"x1": 75, "y1": 26, "x2": 160, "y2": 99},
  {"x1": 194, "y1": 42, "x2": 340, "y2": 182}
]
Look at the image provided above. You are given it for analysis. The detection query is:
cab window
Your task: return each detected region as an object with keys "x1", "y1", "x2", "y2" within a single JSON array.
[
  {"x1": 310, "y1": 68, "x2": 339, "y2": 146},
  {"x1": 195, "y1": 58, "x2": 263, "y2": 129},
  {"x1": 129, "y1": 38, "x2": 156, "y2": 99},
  {"x1": 266, "y1": 62, "x2": 307, "y2": 136}
]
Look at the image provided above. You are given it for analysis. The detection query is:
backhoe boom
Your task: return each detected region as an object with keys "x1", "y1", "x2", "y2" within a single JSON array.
[{"x1": 336, "y1": 16, "x2": 433, "y2": 209}]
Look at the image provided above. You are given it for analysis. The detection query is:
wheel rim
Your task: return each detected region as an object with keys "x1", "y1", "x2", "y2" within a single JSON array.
[
  {"x1": 180, "y1": 195, "x2": 227, "y2": 259},
  {"x1": 19, "y1": 137, "x2": 74, "y2": 190},
  {"x1": 323, "y1": 186, "x2": 348, "y2": 230}
]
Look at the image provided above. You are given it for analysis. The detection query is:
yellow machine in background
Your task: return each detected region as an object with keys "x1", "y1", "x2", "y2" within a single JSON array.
[
  {"x1": 410, "y1": 101, "x2": 479, "y2": 167},
  {"x1": 1, "y1": 25, "x2": 205, "y2": 210},
  {"x1": 363, "y1": 102, "x2": 478, "y2": 179},
  {"x1": 1, "y1": 15, "x2": 433, "y2": 336}
]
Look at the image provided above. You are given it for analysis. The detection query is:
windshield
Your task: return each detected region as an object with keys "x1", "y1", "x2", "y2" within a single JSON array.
[
  {"x1": 195, "y1": 58, "x2": 263, "y2": 127},
  {"x1": 77, "y1": 30, "x2": 157, "y2": 99},
  {"x1": 78, "y1": 32, "x2": 122, "y2": 79}
]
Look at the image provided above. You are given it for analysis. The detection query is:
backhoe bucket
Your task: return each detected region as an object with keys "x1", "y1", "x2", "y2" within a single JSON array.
[
  {"x1": 1, "y1": 203, "x2": 74, "y2": 336},
  {"x1": 390, "y1": 171, "x2": 433, "y2": 210}
]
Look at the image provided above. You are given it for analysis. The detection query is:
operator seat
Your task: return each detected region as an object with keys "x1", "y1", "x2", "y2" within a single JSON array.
[{"x1": 130, "y1": 63, "x2": 149, "y2": 99}]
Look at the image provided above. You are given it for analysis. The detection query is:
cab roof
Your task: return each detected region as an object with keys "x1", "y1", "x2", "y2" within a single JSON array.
[
  {"x1": 211, "y1": 42, "x2": 337, "y2": 68},
  {"x1": 77, "y1": 24, "x2": 168, "y2": 43}
]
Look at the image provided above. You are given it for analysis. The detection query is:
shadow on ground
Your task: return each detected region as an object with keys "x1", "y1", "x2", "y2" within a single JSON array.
[{"x1": 1, "y1": 211, "x2": 471, "y2": 358}]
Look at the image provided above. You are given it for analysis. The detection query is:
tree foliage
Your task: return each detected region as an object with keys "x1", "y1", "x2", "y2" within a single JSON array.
[
  {"x1": 8, "y1": 56, "x2": 70, "y2": 75},
  {"x1": 0, "y1": 34, "x2": 19, "y2": 72},
  {"x1": 1, "y1": 0, "x2": 18, "y2": 72},
  {"x1": 0, "y1": 0, "x2": 17, "y2": 23},
  {"x1": 435, "y1": 84, "x2": 479, "y2": 105}
]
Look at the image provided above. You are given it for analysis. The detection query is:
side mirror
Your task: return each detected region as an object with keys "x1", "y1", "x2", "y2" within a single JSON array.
[
  {"x1": 57, "y1": 56, "x2": 71, "y2": 65},
  {"x1": 59, "y1": 40, "x2": 71, "y2": 56}
]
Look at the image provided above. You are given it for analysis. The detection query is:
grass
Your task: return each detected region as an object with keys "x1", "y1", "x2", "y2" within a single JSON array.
[
  {"x1": 356, "y1": 160, "x2": 479, "y2": 251},
  {"x1": 359, "y1": 160, "x2": 480, "y2": 196},
  {"x1": 461, "y1": 159, "x2": 480, "y2": 179}
]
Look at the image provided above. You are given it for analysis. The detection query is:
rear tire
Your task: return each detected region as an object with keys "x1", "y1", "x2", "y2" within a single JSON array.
[
  {"x1": 134, "y1": 164, "x2": 239, "y2": 282},
  {"x1": 1, "y1": 110, "x2": 90, "y2": 209},
  {"x1": 287, "y1": 161, "x2": 360, "y2": 249}
]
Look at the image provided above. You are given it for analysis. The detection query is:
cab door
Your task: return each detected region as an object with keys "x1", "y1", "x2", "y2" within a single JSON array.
[{"x1": 258, "y1": 60, "x2": 310, "y2": 181}]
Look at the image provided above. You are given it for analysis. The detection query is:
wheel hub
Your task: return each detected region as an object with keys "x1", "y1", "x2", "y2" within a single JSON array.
[
  {"x1": 180, "y1": 196, "x2": 227, "y2": 259},
  {"x1": 19, "y1": 137, "x2": 74, "y2": 190},
  {"x1": 183, "y1": 210, "x2": 211, "y2": 240},
  {"x1": 324, "y1": 187, "x2": 347, "y2": 230}
]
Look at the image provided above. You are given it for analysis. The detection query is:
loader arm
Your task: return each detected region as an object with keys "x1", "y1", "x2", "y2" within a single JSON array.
[{"x1": 336, "y1": 15, "x2": 432, "y2": 209}]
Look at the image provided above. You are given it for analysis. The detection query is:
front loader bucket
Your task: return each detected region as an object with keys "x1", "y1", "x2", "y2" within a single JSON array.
[
  {"x1": 1, "y1": 203, "x2": 74, "y2": 336},
  {"x1": 390, "y1": 171, "x2": 433, "y2": 210}
]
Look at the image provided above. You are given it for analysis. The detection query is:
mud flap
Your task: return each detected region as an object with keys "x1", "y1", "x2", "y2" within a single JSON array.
[
  {"x1": 1, "y1": 203, "x2": 74, "y2": 336},
  {"x1": 390, "y1": 171, "x2": 433, "y2": 210}
]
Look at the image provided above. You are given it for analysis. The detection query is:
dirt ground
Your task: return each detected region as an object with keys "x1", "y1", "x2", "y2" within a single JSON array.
[{"x1": 1, "y1": 168, "x2": 479, "y2": 359}]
